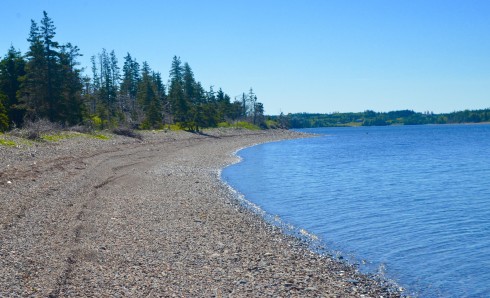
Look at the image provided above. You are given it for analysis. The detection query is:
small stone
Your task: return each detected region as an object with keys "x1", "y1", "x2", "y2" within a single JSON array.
[
  {"x1": 346, "y1": 278, "x2": 359, "y2": 285},
  {"x1": 7, "y1": 181, "x2": 12, "y2": 184}
]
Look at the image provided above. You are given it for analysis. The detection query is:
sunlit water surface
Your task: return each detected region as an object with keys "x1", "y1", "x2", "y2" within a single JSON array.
[{"x1": 222, "y1": 124, "x2": 490, "y2": 297}]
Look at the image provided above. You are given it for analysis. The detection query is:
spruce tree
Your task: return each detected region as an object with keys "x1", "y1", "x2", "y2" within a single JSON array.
[
  {"x1": 254, "y1": 102, "x2": 265, "y2": 126},
  {"x1": 137, "y1": 62, "x2": 163, "y2": 128},
  {"x1": 247, "y1": 88, "x2": 257, "y2": 120},
  {"x1": 40, "y1": 11, "x2": 61, "y2": 121},
  {"x1": 216, "y1": 88, "x2": 231, "y2": 122},
  {"x1": 20, "y1": 11, "x2": 81, "y2": 125},
  {"x1": 169, "y1": 56, "x2": 183, "y2": 83},
  {"x1": 0, "y1": 46, "x2": 26, "y2": 127},
  {"x1": 59, "y1": 43, "x2": 84, "y2": 125},
  {"x1": 183, "y1": 62, "x2": 196, "y2": 104},
  {"x1": 96, "y1": 49, "x2": 119, "y2": 124},
  {"x1": 20, "y1": 19, "x2": 45, "y2": 120},
  {"x1": 0, "y1": 93, "x2": 9, "y2": 131},
  {"x1": 168, "y1": 56, "x2": 189, "y2": 127},
  {"x1": 109, "y1": 50, "x2": 121, "y2": 111},
  {"x1": 120, "y1": 53, "x2": 140, "y2": 118},
  {"x1": 152, "y1": 71, "x2": 166, "y2": 125}
]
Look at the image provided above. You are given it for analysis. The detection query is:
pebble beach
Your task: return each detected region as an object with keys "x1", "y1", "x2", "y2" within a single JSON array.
[{"x1": 0, "y1": 128, "x2": 401, "y2": 297}]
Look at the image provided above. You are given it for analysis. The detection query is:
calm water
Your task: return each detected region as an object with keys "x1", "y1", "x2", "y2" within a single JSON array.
[{"x1": 222, "y1": 124, "x2": 490, "y2": 297}]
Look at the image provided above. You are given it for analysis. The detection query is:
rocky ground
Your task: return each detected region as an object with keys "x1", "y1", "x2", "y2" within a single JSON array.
[{"x1": 0, "y1": 128, "x2": 402, "y2": 297}]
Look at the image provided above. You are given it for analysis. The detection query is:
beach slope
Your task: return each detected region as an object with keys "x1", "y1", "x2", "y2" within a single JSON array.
[{"x1": 0, "y1": 129, "x2": 398, "y2": 297}]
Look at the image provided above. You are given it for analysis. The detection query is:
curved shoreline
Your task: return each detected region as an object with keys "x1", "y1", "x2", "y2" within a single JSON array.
[
  {"x1": 0, "y1": 128, "x2": 402, "y2": 296},
  {"x1": 220, "y1": 141, "x2": 405, "y2": 294}
]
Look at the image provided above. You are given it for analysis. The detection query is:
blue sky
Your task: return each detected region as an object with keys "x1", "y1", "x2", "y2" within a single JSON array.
[{"x1": 1, "y1": 0, "x2": 489, "y2": 114}]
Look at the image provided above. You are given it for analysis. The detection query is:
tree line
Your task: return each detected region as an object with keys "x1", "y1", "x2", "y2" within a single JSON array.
[
  {"x1": 281, "y1": 109, "x2": 490, "y2": 128},
  {"x1": 0, "y1": 11, "x2": 266, "y2": 132}
]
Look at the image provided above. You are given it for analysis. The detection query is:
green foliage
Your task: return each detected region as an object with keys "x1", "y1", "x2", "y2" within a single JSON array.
[
  {"x1": 218, "y1": 122, "x2": 230, "y2": 128},
  {"x1": 285, "y1": 109, "x2": 490, "y2": 128},
  {"x1": 40, "y1": 132, "x2": 77, "y2": 142},
  {"x1": 0, "y1": 94, "x2": 8, "y2": 132},
  {"x1": 168, "y1": 124, "x2": 181, "y2": 131},
  {"x1": 93, "y1": 134, "x2": 111, "y2": 141},
  {"x1": 265, "y1": 119, "x2": 279, "y2": 129},
  {"x1": 18, "y1": 11, "x2": 84, "y2": 125},
  {"x1": 0, "y1": 12, "x2": 268, "y2": 132},
  {"x1": 0, "y1": 46, "x2": 26, "y2": 127},
  {"x1": 232, "y1": 121, "x2": 260, "y2": 130},
  {"x1": 90, "y1": 133, "x2": 110, "y2": 140},
  {"x1": 91, "y1": 116, "x2": 103, "y2": 129},
  {"x1": 0, "y1": 139, "x2": 16, "y2": 147}
]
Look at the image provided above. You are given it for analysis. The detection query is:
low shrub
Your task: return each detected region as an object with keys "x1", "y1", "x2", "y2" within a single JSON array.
[
  {"x1": 265, "y1": 119, "x2": 279, "y2": 129},
  {"x1": 91, "y1": 134, "x2": 111, "y2": 140},
  {"x1": 11, "y1": 119, "x2": 62, "y2": 140},
  {"x1": 233, "y1": 121, "x2": 260, "y2": 130},
  {"x1": 70, "y1": 124, "x2": 94, "y2": 134},
  {"x1": 217, "y1": 122, "x2": 230, "y2": 128},
  {"x1": 112, "y1": 127, "x2": 143, "y2": 140},
  {"x1": 0, "y1": 139, "x2": 16, "y2": 147}
]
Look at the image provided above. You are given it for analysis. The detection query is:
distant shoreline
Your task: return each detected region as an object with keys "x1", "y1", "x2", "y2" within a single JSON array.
[
  {"x1": 294, "y1": 121, "x2": 490, "y2": 129},
  {"x1": 280, "y1": 108, "x2": 490, "y2": 128}
]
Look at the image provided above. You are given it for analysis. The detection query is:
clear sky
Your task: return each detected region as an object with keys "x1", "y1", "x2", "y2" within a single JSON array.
[{"x1": 1, "y1": 0, "x2": 489, "y2": 114}]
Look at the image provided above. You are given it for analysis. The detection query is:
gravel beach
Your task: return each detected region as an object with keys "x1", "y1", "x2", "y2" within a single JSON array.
[{"x1": 0, "y1": 128, "x2": 401, "y2": 297}]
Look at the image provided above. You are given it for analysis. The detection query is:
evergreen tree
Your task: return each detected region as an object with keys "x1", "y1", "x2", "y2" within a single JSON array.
[
  {"x1": 152, "y1": 71, "x2": 166, "y2": 125},
  {"x1": 40, "y1": 11, "x2": 61, "y2": 121},
  {"x1": 89, "y1": 55, "x2": 100, "y2": 115},
  {"x1": 120, "y1": 53, "x2": 140, "y2": 118},
  {"x1": 191, "y1": 81, "x2": 207, "y2": 130},
  {"x1": 19, "y1": 11, "x2": 82, "y2": 125},
  {"x1": 137, "y1": 62, "x2": 153, "y2": 109},
  {"x1": 0, "y1": 46, "x2": 26, "y2": 127},
  {"x1": 254, "y1": 101, "x2": 265, "y2": 127},
  {"x1": 247, "y1": 88, "x2": 257, "y2": 120},
  {"x1": 168, "y1": 56, "x2": 189, "y2": 127},
  {"x1": 183, "y1": 62, "x2": 196, "y2": 102},
  {"x1": 59, "y1": 43, "x2": 84, "y2": 125},
  {"x1": 2, "y1": 13, "x2": 273, "y2": 131},
  {"x1": 277, "y1": 112, "x2": 289, "y2": 128},
  {"x1": 216, "y1": 88, "x2": 231, "y2": 121},
  {"x1": 169, "y1": 55, "x2": 183, "y2": 83},
  {"x1": 0, "y1": 93, "x2": 9, "y2": 131},
  {"x1": 152, "y1": 72, "x2": 166, "y2": 104},
  {"x1": 241, "y1": 92, "x2": 247, "y2": 118},
  {"x1": 95, "y1": 49, "x2": 119, "y2": 124},
  {"x1": 230, "y1": 98, "x2": 245, "y2": 121},
  {"x1": 20, "y1": 19, "x2": 46, "y2": 120},
  {"x1": 202, "y1": 86, "x2": 219, "y2": 127},
  {"x1": 137, "y1": 62, "x2": 162, "y2": 128},
  {"x1": 109, "y1": 50, "x2": 121, "y2": 111}
]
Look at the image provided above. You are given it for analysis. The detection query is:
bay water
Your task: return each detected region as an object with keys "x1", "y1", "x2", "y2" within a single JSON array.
[{"x1": 222, "y1": 124, "x2": 490, "y2": 297}]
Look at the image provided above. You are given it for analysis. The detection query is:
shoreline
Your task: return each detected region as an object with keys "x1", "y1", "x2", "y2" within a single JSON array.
[
  {"x1": 0, "y1": 128, "x2": 401, "y2": 296},
  {"x1": 219, "y1": 141, "x2": 404, "y2": 293}
]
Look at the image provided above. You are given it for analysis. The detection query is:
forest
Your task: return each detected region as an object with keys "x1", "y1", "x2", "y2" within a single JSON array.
[
  {"x1": 2, "y1": 12, "x2": 489, "y2": 134},
  {"x1": 280, "y1": 109, "x2": 490, "y2": 128},
  {"x1": 0, "y1": 12, "x2": 268, "y2": 133}
]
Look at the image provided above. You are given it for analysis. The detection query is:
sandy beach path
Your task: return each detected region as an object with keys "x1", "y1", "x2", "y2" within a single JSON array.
[{"x1": 0, "y1": 129, "x2": 398, "y2": 297}]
